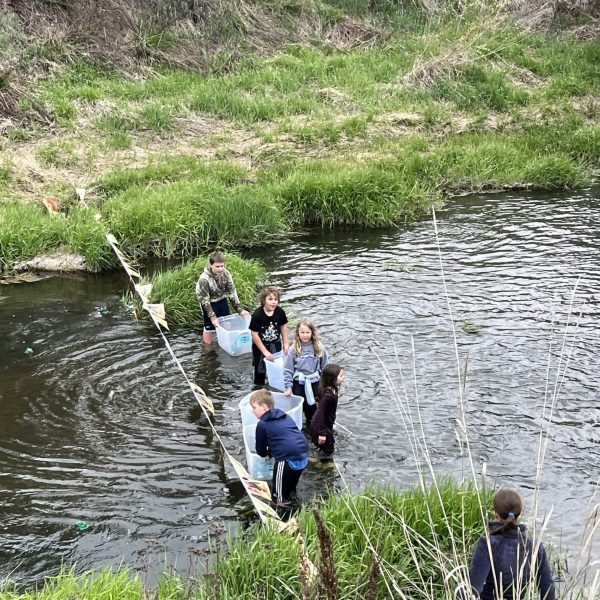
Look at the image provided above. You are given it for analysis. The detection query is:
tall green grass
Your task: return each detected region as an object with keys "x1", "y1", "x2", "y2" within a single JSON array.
[
  {"x1": 0, "y1": 567, "x2": 147, "y2": 600},
  {"x1": 104, "y1": 180, "x2": 287, "y2": 260},
  {"x1": 96, "y1": 157, "x2": 249, "y2": 197},
  {"x1": 137, "y1": 254, "x2": 266, "y2": 327},
  {"x1": 195, "y1": 480, "x2": 490, "y2": 600},
  {"x1": 0, "y1": 202, "x2": 113, "y2": 273},
  {"x1": 272, "y1": 159, "x2": 434, "y2": 226}
]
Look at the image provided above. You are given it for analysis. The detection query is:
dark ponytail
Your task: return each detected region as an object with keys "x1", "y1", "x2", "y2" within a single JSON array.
[{"x1": 490, "y1": 488, "x2": 522, "y2": 535}]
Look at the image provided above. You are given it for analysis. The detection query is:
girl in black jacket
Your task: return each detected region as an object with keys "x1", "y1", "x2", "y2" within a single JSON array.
[
  {"x1": 310, "y1": 364, "x2": 344, "y2": 460},
  {"x1": 458, "y1": 488, "x2": 555, "y2": 600}
]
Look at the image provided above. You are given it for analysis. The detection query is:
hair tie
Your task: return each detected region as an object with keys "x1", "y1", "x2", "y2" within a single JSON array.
[{"x1": 508, "y1": 512, "x2": 515, "y2": 518}]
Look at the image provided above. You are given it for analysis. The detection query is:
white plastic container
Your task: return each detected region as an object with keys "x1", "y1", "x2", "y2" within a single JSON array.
[
  {"x1": 216, "y1": 314, "x2": 252, "y2": 356},
  {"x1": 238, "y1": 391, "x2": 303, "y2": 430},
  {"x1": 243, "y1": 424, "x2": 275, "y2": 481},
  {"x1": 265, "y1": 351, "x2": 285, "y2": 391}
]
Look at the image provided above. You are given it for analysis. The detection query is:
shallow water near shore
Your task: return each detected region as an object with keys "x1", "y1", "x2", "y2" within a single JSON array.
[{"x1": 1, "y1": 187, "x2": 599, "y2": 584}]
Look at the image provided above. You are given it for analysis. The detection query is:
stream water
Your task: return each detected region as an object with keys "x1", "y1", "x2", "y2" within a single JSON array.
[{"x1": 1, "y1": 187, "x2": 599, "y2": 584}]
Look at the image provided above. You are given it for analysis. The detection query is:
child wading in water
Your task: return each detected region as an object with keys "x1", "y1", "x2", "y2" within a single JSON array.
[
  {"x1": 457, "y1": 488, "x2": 555, "y2": 600},
  {"x1": 310, "y1": 364, "x2": 344, "y2": 461},
  {"x1": 283, "y1": 317, "x2": 329, "y2": 427},
  {"x1": 249, "y1": 287, "x2": 289, "y2": 386},
  {"x1": 195, "y1": 251, "x2": 249, "y2": 345},
  {"x1": 251, "y1": 389, "x2": 308, "y2": 507}
]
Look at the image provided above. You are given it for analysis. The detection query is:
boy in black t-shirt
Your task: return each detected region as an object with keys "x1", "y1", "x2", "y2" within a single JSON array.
[{"x1": 249, "y1": 286, "x2": 289, "y2": 385}]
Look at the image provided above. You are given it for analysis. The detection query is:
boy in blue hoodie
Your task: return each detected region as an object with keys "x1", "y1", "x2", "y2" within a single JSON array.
[{"x1": 251, "y1": 389, "x2": 309, "y2": 506}]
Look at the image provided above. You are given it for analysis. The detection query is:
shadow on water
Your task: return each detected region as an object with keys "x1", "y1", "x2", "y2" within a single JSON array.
[{"x1": 1, "y1": 186, "x2": 599, "y2": 584}]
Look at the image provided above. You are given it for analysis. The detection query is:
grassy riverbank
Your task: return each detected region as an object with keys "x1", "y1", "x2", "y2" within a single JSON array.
[
  {"x1": 1, "y1": 1, "x2": 599, "y2": 273},
  {"x1": 0, "y1": 480, "x2": 496, "y2": 599}
]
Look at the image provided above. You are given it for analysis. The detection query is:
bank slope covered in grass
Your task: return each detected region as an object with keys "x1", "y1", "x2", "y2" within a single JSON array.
[
  {"x1": 0, "y1": 2, "x2": 598, "y2": 274},
  {"x1": 0, "y1": 481, "x2": 496, "y2": 600}
]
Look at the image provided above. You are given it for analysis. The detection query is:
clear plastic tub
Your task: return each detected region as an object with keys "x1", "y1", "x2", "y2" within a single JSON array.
[
  {"x1": 216, "y1": 314, "x2": 252, "y2": 356},
  {"x1": 243, "y1": 424, "x2": 275, "y2": 481},
  {"x1": 238, "y1": 391, "x2": 303, "y2": 430},
  {"x1": 265, "y1": 351, "x2": 285, "y2": 391}
]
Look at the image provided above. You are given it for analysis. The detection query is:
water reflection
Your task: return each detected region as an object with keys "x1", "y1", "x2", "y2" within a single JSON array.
[{"x1": 0, "y1": 187, "x2": 599, "y2": 583}]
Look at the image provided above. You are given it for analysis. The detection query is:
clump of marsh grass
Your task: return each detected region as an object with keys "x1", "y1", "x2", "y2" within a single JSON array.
[
  {"x1": 0, "y1": 201, "x2": 113, "y2": 274},
  {"x1": 0, "y1": 565, "x2": 145, "y2": 599},
  {"x1": 193, "y1": 479, "x2": 488, "y2": 599},
  {"x1": 272, "y1": 159, "x2": 434, "y2": 227},
  {"x1": 104, "y1": 179, "x2": 287, "y2": 260},
  {"x1": 134, "y1": 253, "x2": 266, "y2": 328}
]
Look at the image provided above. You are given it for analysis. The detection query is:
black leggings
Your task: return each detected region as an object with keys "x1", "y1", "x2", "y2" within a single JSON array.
[{"x1": 292, "y1": 381, "x2": 319, "y2": 425}]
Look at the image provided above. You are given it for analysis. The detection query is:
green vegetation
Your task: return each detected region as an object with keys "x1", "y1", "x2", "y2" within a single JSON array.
[
  {"x1": 103, "y1": 179, "x2": 286, "y2": 259},
  {"x1": 137, "y1": 254, "x2": 266, "y2": 327},
  {"x1": 0, "y1": 0, "x2": 598, "y2": 276},
  {"x1": 0, "y1": 481, "x2": 493, "y2": 599},
  {"x1": 95, "y1": 157, "x2": 249, "y2": 196},
  {"x1": 0, "y1": 567, "x2": 149, "y2": 600},
  {"x1": 0, "y1": 202, "x2": 113, "y2": 273},
  {"x1": 197, "y1": 480, "x2": 490, "y2": 599}
]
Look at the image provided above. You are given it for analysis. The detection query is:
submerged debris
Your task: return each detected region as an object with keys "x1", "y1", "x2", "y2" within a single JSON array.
[
  {"x1": 461, "y1": 320, "x2": 483, "y2": 334},
  {"x1": 383, "y1": 259, "x2": 419, "y2": 272},
  {"x1": 13, "y1": 251, "x2": 95, "y2": 273}
]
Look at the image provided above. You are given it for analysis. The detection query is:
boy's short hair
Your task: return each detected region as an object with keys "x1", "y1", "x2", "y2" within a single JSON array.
[
  {"x1": 209, "y1": 251, "x2": 225, "y2": 265},
  {"x1": 251, "y1": 388, "x2": 274, "y2": 409},
  {"x1": 259, "y1": 286, "x2": 281, "y2": 306}
]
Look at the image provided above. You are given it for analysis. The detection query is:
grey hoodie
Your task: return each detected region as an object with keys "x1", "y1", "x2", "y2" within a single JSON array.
[{"x1": 283, "y1": 341, "x2": 329, "y2": 389}]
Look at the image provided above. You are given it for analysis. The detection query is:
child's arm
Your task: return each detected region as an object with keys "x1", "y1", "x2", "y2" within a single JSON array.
[
  {"x1": 280, "y1": 323, "x2": 289, "y2": 354},
  {"x1": 196, "y1": 278, "x2": 219, "y2": 328},
  {"x1": 320, "y1": 346, "x2": 329, "y2": 370},
  {"x1": 255, "y1": 423, "x2": 269, "y2": 457},
  {"x1": 283, "y1": 348, "x2": 296, "y2": 396},
  {"x1": 467, "y1": 537, "x2": 491, "y2": 595}
]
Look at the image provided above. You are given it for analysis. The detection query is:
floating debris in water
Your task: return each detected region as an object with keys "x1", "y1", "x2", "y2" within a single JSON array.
[
  {"x1": 1, "y1": 273, "x2": 52, "y2": 285},
  {"x1": 76, "y1": 520, "x2": 90, "y2": 531},
  {"x1": 382, "y1": 259, "x2": 419, "y2": 273},
  {"x1": 24, "y1": 347, "x2": 34, "y2": 356},
  {"x1": 461, "y1": 320, "x2": 483, "y2": 334},
  {"x1": 93, "y1": 305, "x2": 109, "y2": 317}
]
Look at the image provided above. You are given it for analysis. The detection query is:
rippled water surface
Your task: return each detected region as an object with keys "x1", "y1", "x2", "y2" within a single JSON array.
[{"x1": 1, "y1": 188, "x2": 599, "y2": 582}]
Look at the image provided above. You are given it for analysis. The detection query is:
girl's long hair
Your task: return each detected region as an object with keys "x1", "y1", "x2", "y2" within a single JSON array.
[
  {"x1": 293, "y1": 317, "x2": 323, "y2": 357},
  {"x1": 319, "y1": 364, "x2": 342, "y2": 395}
]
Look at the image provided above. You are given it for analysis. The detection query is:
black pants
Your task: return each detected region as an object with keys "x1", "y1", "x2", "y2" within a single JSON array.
[
  {"x1": 292, "y1": 381, "x2": 319, "y2": 425},
  {"x1": 252, "y1": 341, "x2": 282, "y2": 386},
  {"x1": 272, "y1": 460, "x2": 304, "y2": 503}
]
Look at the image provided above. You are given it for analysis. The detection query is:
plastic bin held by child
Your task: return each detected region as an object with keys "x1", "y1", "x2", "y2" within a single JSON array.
[
  {"x1": 238, "y1": 391, "x2": 304, "y2": 480},
  {"x1": 216, "y1": 314, "x2": 252, "y2": 356},
  {"x1": 265, "y1": 351, "x2": 285, "y2": 391}
]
